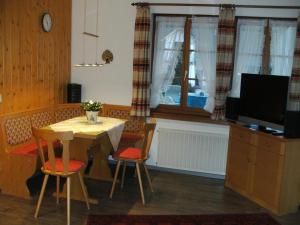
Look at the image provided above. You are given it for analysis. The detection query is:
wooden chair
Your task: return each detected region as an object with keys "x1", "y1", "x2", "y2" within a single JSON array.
[
  {"x1": 32, "y1": 128, "x2": 90, "y2": 225},
  {"x1": 109, "y1": 119, "x2": 156, "y2": 205}
]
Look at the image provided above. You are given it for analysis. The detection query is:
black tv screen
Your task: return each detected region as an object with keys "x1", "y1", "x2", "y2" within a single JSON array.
[{"x1": 239, "y1": 74, "x2": 289, "y2": 129}]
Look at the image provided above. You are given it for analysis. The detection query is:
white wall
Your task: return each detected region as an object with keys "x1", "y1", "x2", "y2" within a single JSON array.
[{"x1": 71, "y1": 0, "x2": 300, "y2": 104}]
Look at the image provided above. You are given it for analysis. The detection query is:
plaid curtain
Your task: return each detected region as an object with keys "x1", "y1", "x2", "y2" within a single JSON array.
[
  {"x1": 211, "y1": 6, "x2": 236, "y2": 120},
  {"x1": 130, "y1": 6, "x2": 151, "y2": 117},
  {"x1": 287, "y1": 13, "x2": 300, "y2": 111}
]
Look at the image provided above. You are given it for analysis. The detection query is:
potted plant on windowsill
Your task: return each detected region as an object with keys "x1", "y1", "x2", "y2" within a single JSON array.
[{"x1": 81, "y1": 100, "x2": 103, "y2": 124}]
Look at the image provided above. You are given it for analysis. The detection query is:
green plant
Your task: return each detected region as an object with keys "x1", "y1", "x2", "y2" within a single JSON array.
[{"x1": 81, "y1": 100, "x2": 103, "y2": 112}]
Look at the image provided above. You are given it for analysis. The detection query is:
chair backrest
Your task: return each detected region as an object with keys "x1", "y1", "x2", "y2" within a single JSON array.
[
  {"x1": 141, "y1": 119, "x2": 156, "y2": 160},
  {"x1": 32, "y1": 128, "x2": 74, "y2": 174}
]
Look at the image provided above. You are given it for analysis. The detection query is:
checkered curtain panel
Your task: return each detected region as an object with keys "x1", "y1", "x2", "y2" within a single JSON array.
[
  {"x1": 288, "y1": 13, "x2": 300, "y2": 111},
  {"x1": 211, "y1": 6, "x2": 236, "y2": 120},
  {"x1": 130, "y1": 6, "x2": 151, "y2": 117}
]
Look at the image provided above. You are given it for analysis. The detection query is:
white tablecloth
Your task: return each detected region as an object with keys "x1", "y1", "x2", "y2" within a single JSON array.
[{"x1": 49, "y1": 116, "x2": 125, "y2": 151}]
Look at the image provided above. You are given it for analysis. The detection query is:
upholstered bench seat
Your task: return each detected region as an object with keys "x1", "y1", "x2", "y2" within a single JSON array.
[
  {"x1": 9, "y1": 140, "x2": 62, "y2": 157},
  {"x1": 9, "y1": 141, "x2": 47, "y2": 157}
]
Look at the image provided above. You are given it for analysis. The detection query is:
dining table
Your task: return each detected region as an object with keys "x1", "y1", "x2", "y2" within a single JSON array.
[{"x1": 41, "y1": 116, "x2": 125, "y2": 204}]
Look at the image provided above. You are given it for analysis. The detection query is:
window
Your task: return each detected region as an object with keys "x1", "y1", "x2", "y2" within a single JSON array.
[
  {"x1": 270, "y1": 20, "x2": 297, "y2": 76},
  {"x1": 231, "y1": 17, "x2": 297, "y2": 98},
  {"x1": 150, "y1": 15, "x2": 218, "y2": 114},
  {"x1": 231, "y1": 19, "x2": 266, "y2": 97}
]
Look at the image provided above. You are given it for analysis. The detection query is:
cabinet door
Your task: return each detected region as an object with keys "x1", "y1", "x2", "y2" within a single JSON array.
[
  {"x1": 226, "y1": 138, "x2": 253, "y2": 193},
  {"x1": 252, "y1": 146, "x2": 283, "y2": 210}
]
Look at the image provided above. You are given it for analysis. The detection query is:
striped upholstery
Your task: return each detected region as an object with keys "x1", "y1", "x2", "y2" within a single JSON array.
[
  {"x1": 288, "y1": 13, "x2": 300, "y2": 111},
  {"x1": 212, "y1": 6, "x2": 236, "y2": 120}
]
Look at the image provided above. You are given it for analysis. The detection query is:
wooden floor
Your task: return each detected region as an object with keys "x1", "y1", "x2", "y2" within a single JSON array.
[{"x1": 0, "y1": 167, "x2": 299, "y2": 225}]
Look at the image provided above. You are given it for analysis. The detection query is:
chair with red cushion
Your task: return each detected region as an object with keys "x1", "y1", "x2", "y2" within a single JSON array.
[
  {"x1": 32, "y1": 128, "x2": 90, "y2": 225},
  {"x1": 109, "y1": 119, "x2": 156, "y2": 205}
]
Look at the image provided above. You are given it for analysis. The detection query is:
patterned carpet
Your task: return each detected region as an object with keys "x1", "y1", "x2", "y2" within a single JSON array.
[{"x1": 86, "y1": 213, "x2": 281, "y2": 225}]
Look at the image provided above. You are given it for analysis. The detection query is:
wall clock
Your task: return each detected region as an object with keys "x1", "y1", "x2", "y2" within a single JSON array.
[{"x1": 42, "y1": 13, "x2": 52, "y2": 32}]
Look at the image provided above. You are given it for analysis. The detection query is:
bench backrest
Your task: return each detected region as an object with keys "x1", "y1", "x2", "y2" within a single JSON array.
[
  {"x1": 54, "y1": 104, "x2": 85, "y2": 122},
  {"x1": 31, "y1": 110, "x2": 54, "y2": 129},
  {"x1": 0, "y1": 104, "x2": 82, "y2": 153},
  {"x1": 4, "y1": 114, "x2": 32, "y2": 146},
  {"x1": 102, "y1": 104, "x2": 145, "y2": 133}
]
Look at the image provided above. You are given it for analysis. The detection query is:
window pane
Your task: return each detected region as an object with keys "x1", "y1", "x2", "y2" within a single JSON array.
[
  {"x1": 189, "y1": 17, "x2": 218, "y2": 112},
  {"x1": 270, "y1": 20, "x2": 297, "y2": 76},
  {"x1": 231, "y1": 19, "x2": 266, "y2": 97},
  {"x1": 150, "y1": 16, "x2": 185, "y2": 107}
]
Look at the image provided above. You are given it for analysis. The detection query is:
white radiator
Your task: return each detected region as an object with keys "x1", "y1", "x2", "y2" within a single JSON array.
[{"x1": 156, "y1": 128, "x2": 228, "y2": 175}]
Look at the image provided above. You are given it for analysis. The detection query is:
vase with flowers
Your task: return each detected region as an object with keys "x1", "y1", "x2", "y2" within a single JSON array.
[{"x1": 81, "y1": 100, "x2": 103, "y2": 124}]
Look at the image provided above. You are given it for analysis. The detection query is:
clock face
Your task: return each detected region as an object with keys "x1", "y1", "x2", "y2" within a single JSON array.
[{"x1": 42, "y1": 13, "x2": 52, "y2": 32}]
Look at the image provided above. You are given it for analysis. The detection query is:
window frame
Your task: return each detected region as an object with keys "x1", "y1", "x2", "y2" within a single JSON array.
[{"x1": 150, "y1": 13, "x2": 218, "y2": 121}]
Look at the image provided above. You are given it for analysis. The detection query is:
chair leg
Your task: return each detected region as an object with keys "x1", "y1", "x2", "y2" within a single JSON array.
[
  {"x1": 34, "y1": 174, "x2": 49, "y2": 218},
  {"x1": 78, "y1": 172, "x2": 90, "y2": 210},
  {"x1": 136, "y1": 162, "x2": 145, "y2": 205},
  {"x1": 109, "y1": 160, "x2": 121, "y2": 199},
  {"x1": 121, "y1": 161, "x2": 127, "y2": 189},
  {"x1": 143, "y1": 163, "x2": 154, "y2": 192},
  {"x1": 133, "y1": 165, "x2": 137, "y2": 178},
  {"x1": 67, "y1": 177, "x2": 71, "y2": 225},
  {"x1": 56, "y1": 176, "x2": 60, "y2": 204}
]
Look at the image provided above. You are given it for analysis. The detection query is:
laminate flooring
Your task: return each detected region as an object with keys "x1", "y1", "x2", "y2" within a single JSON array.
[{"x1": 0, "y1": 168, "x2": 299, "y2": 225}]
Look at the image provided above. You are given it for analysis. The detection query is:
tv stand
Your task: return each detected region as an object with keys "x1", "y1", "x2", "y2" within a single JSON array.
[{"x1": 226, "y1": 123, "x2": 300, "y2": 215}]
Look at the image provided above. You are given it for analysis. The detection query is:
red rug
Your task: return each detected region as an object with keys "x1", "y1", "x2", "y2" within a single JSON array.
[{"x1": 86, "y1": 213, "x2": 281, "y2": 225}]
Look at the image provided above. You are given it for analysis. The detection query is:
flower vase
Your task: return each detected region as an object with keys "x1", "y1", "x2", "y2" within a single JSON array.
[{"x1": 86, "y1": 111, "x2": 99, "y2": 124}]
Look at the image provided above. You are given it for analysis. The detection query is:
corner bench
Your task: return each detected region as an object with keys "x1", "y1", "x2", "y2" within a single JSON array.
[
  {"x1": 0, "y1": 104, "x2": 84, "y2": 199},
  {"x1": 0, "y1": 103, "x2": 144, "y2": 199}
]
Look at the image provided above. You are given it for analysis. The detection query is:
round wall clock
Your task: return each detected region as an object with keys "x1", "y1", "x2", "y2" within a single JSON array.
[{"x1": 42, "y1": 13, "x2": 52, "y2": 32}]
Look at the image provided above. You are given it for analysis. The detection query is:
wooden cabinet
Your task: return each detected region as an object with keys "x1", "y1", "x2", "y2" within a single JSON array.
[{"x1": 225, "y1": 124, "x2": 300, "y2": 215}]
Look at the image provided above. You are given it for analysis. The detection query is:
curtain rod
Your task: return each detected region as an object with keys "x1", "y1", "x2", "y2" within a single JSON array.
[{"x1": 131, "y1": 2, "x2": 300, "y2": 9}]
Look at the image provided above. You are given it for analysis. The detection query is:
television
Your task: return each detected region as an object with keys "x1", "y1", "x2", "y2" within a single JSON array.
[{"x1": 238, "y1": 73, "x2": 290, "y2": 131}]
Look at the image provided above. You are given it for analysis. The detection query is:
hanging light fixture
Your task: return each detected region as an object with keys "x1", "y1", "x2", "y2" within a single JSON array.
[{"x1": 74, "y1": 0, "x2": 112, "y2": 67}]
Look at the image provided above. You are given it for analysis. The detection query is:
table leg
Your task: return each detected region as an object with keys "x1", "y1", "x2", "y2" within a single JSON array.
[{"x1": 87, "y1": 133, "x2": 114, "y2": 181}]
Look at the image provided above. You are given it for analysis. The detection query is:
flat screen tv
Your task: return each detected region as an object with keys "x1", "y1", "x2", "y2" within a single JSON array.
[{"x1": 239, "y1": 73, "x2": 290, "y2": 131}]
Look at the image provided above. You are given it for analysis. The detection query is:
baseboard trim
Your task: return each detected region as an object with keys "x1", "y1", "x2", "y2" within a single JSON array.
[{"x1": 108, "y1": 160, "x2": 225, "y2": 180}]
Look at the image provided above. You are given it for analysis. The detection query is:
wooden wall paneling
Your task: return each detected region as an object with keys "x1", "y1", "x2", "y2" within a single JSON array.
[
  {"x1": 46, "y1": 0, "x2": 52, "y2": 105},
  {"x1": 3, "y1": 1, "x2": 12, "y2": 113},
  {"x1": 25, "y1": 0, "x2": 34, "y2": 110},
  {"x1": 65, "y1": 0, "x2": 72, "y2": 102},
  {"x1": 15, "y1": 0, "x2": 22, "y2": 112},
  {"x1": 19, "y1": 0, "x2": 26, "y2": 111},
  {"x1": 0, "y1": 0, "x2": 71, "y2": 115},
  {"x1": 0, "y1": 1, "x2": 4, "y2": 114}
]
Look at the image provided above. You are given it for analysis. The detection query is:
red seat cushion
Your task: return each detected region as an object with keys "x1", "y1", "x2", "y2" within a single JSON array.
[
  {"x1": 44, "y1": 159, "x2": 85, "y2": 172},
  {"x1": 10, "y1": 140, "x2": 48, "y2": 156},
  {"x1": 121, "y1": 133, "x2": 143, "y2": 142},
  {"x1": 114, "y1": 147, "x2": 142, "y2": 160},
  {"x1": 10, "y1": 140, "x2": 62, "y2": 157}
]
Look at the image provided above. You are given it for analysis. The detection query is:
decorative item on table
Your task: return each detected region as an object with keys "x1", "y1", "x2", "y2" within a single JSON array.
[{"x1": 81, "y1": 100, "x2": 103, "y2": 124}]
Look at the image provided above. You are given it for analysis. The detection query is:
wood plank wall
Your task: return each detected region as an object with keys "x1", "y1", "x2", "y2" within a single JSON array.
[{"x1": 0, "y1": 0, "x2": 71, "y2": 115}]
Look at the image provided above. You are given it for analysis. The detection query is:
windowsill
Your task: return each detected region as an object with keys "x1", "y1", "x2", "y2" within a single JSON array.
[{"x1": 151, "y1": 106, "x2": 229, "y2": 126}]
